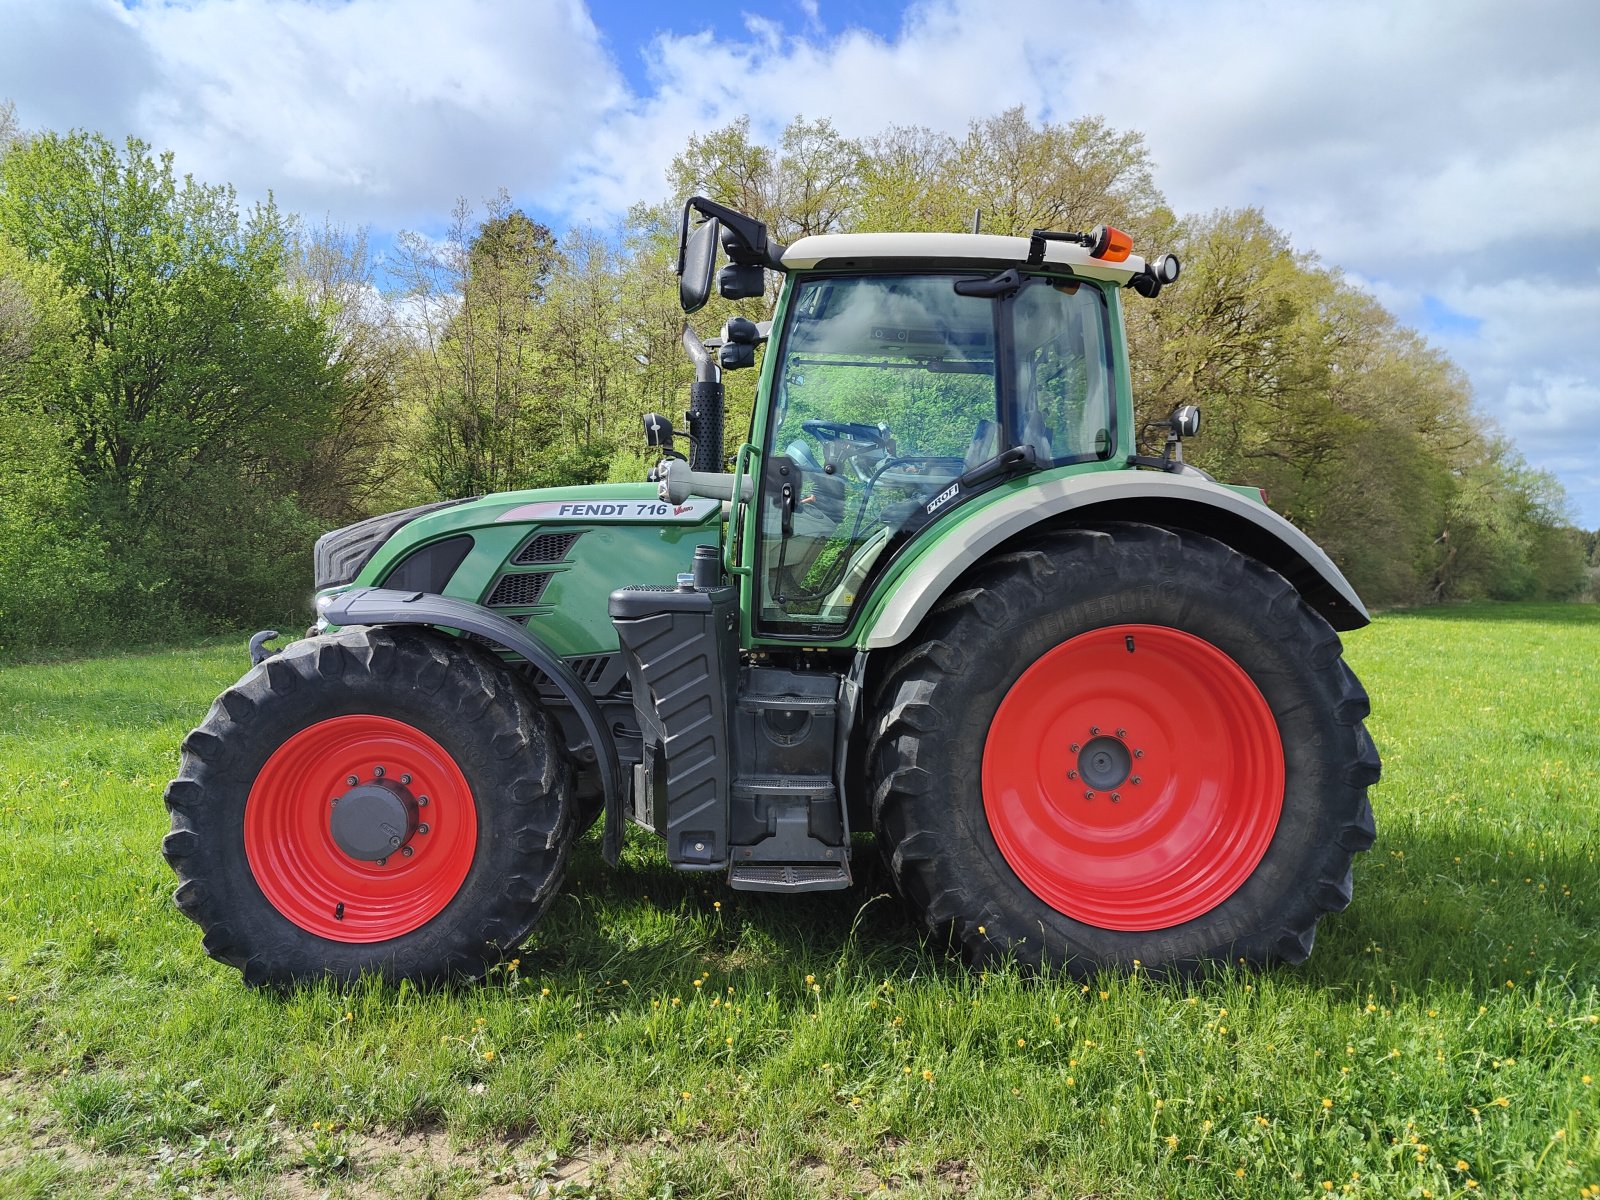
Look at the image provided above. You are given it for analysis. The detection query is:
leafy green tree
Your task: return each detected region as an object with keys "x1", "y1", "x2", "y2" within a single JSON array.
[
  {"x1": 0, "y1": 131, "x2": 348, "y2": 635},
  {"x1": 393, "y1": 194, "x2": 563, "y2": 497},
  {"x1": 285, "y1": 218, "x2": 412, "y2": 520}
]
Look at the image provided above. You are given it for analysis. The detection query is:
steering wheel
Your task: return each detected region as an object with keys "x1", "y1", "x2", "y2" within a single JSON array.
[{"x1": 801, "y1": 420, "x2": 891, "y2": 449}]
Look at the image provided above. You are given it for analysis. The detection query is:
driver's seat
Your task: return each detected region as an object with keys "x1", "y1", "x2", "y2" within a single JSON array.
[{"x1": 964, "y1": 419, "x2": 998, "y2": 471}]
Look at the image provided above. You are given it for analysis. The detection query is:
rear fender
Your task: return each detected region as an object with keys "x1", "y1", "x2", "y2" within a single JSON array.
[
  {"x1": 860, "y1": 472, "x2": 1369, "y2": 649},
  {"x1": 321, "y1": 587, "x2": 625, "y2": 864}
]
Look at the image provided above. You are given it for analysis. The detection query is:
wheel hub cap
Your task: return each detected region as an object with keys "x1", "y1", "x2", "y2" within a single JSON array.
[
  {"x1": 1076, "y1": 735, "x2": 1132, "y2": 791},
  {"x1": 330, "y1": 779, "x2": 419, "y2": 861}
]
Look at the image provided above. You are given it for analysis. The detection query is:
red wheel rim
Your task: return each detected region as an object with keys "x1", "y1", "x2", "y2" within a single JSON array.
[
  {"x1": 245, "y1": 715, "x2": 477, "y2": 942},
  {"x1": 981, "y1": 625, "x2": 1284, "y2": 931}
]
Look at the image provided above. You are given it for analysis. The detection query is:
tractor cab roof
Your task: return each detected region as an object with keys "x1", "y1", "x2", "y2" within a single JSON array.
[{"x1": 780, "y1": 231, "x2": 1151, "y2": 285}]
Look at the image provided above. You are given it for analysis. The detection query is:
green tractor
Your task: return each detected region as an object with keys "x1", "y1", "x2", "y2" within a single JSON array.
[{"x1": 164, "y1": 198, "x2": 1379, "y2": 986}]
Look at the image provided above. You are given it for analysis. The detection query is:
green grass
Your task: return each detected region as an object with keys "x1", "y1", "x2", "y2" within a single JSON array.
[{"x1": 1, "y1": 603, "x2": 1597, "y2": 1198}]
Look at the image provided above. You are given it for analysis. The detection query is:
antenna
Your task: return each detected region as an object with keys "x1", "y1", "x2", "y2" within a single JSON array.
[{"x1": 970, "y1": 208, "x2": 982, "y2": 234}]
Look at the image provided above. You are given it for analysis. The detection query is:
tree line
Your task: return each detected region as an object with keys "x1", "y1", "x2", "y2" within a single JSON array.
[{"x1": 0, "y1": 102, "x2": 1590, "y2": 652}]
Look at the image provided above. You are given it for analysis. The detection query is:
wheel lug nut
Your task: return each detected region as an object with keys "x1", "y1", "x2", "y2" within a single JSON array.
[
  {"x1": 1067, "y1": 770, "x2": 1078, "y2": 780},
  {"x1": 347, "y1": 775, "x2": 359, "y2": 787},
  {"x1": 1132, "y1": 776, "x2": 1142, "y2": 785},
  {"x1": 1069, "y1": 743, "x2": 1080, "y2": 752},
  {"x1": 1133, "y1": 749, "x2": 1144, "y2": 759},
  {"x1": 400, "y1": 774, "x2": 411, "y2": 785},
  {"x1": 418, "y1": 823, "x2": 430, "y2": 835},
  {"x1": 376, "y1": 856, "x2": 387, "y2": 866},
  {"x1": 330, "y1": 797, "x2": 340, "y2": 807},
  {"x1": 389, "y1": 835, "x2": 401, "y2": 847},
  {"x1": 1116, "y1": 728, "x2": 1127, "y2": 739},
  {"x1": 418, "y1": 796, "x2": 429, "y2": 807},
  {"x1": 1084, "y1": 790, "x2": 1095, "y2": 800},
  {"x1": 1090, "y1": 726, "x2": 1100, "y2": 735},
  {"x1": 401, "y1": 846, "x2": 413, "y2": 858},
  {"x1": 373, "y1": 766, "x2": 385, "y2": 778},
  {"x1": 1111, "y1": 793, "x2": 1121, "y2": 803}
]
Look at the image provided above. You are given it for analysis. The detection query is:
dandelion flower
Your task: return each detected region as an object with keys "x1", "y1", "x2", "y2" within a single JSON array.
[
  {"x1": 922, "y1": 1069, "x2": 934, "y2": 1082},
  {"x1": 1017, "y1": 1038, "x2": 1026, "y2": 1048},
  {"x1": 1164, "y1": 1135, "x2": 1177, "y2": 1149},
  {"x1": 1321, "y1": 1098, "x2": 1333, "y2": 1110},
  {"x1": 482, "y1": 1050, "x2": 495, "y2": 1061}
]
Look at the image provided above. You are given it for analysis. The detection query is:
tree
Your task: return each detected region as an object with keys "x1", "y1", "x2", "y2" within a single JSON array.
[
  {"x1": 393, "y1": 194, "x2": 562, "y2": 496},
  {"x1": 285, "y1": 218, "x2": 411, "y2": 520},
  {"x1": 0, "y1": 130, "x2": 348, "y2": 629}
]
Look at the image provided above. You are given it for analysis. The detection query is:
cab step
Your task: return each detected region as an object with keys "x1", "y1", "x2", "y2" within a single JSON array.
[{"x1": 727, "y1": 860, "x2": 852, "y2": 893}]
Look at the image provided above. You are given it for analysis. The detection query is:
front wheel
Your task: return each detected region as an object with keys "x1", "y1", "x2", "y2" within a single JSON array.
[
  {"x1": 868, "y1": 523, "x2": 1379, "y2": 976},
  {"x1": 163, "y1": 627, "x2": 574, "y2": 986}
]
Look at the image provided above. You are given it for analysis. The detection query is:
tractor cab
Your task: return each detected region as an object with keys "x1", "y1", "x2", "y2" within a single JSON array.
[{"x1": 658, "y1": 196, "x2": 1173, "y2": 642}]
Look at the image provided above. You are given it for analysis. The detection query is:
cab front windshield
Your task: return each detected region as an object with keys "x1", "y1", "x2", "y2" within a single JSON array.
[{"x1": 759, "y1": 271, "x2": 1113, "y2": 635}]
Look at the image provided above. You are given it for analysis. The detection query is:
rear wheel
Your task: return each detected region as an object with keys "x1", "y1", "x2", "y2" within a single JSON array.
[
  {"x1": 163, "y1": 627, "x2": 574, "y2": 986},
  {"x1": 868, "y1": 523, "x2": 1379, "y2": 975}
]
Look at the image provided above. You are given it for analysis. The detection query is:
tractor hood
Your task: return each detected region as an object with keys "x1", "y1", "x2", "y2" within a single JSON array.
[{"x1": 311, "y1": 484, "x2": 723, "y2": 659}]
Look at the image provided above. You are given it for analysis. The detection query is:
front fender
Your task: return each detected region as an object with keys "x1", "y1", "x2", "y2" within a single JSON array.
[
  {"x1": 320, "y1": 587, "x2": 625, "y2": 864},
  {"x1": 860, "y1": 471, "x2": 1369, "y2": 649}
]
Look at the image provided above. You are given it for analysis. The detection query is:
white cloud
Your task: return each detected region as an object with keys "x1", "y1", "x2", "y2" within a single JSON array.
[{"x1": 0, "y1": 0, "x2": 623, "y2": 229}]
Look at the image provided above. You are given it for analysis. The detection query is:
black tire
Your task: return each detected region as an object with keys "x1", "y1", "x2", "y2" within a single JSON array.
[
  {"x1": 163, "y1": 627, "x2": 574, "y2": 987},
  {"x1": 867, "y1": 522, "x2": 1379, "y2": 976}
]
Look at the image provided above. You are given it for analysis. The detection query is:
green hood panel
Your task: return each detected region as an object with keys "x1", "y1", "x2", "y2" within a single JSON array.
[{"x1": 319, "y1": 484, "x2": 722, "y2": 658}]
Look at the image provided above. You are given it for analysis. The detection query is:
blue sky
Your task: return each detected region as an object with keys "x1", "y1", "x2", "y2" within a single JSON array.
[{"x1": 2, "y1": 0, "x2": 1597, "y2": 526}]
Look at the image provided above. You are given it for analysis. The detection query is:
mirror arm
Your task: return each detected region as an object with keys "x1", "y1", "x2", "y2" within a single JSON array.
[{"x1": 681, "y1": 196, "x2": 787, "y2": 268}]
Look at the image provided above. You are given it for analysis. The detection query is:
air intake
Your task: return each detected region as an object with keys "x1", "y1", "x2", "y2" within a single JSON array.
[
  {"x1": 513, "y1": 532, "x2": 582, "y2": 565},
  {"x1": 486, "y1": 572, "x2": 553, "y2": 607}
]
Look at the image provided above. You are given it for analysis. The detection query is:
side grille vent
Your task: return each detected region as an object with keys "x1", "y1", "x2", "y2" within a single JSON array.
[
  {"x1": 513, "y1": 531, "x2": 582, "y2": 565},
  {"x1": 568, "y1": 655, "x2": 612, "y2": 685},
  {"x1": 486, "y1": 572, "x2": 553, "y2": 607}
]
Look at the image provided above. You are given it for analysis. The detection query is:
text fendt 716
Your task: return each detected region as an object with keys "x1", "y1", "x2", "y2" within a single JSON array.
[{"x1": 164, "y1": 198, "x2": 1380, "y2": 986}]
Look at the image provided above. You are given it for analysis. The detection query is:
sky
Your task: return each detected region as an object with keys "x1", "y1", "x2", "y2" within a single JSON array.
[{"x1": 2, "y1": 0, "x2": 1597, "y2": 525}]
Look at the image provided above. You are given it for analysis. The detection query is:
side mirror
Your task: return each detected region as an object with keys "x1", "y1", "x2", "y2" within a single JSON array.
[{"x1": 678, "y1": 215, "x2": 720, "y2": 313}]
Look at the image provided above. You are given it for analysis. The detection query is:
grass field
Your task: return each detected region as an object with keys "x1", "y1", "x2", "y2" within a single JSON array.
[{"x1": 1, "y1": 603, "x2": 1597, "y2": 1198}]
